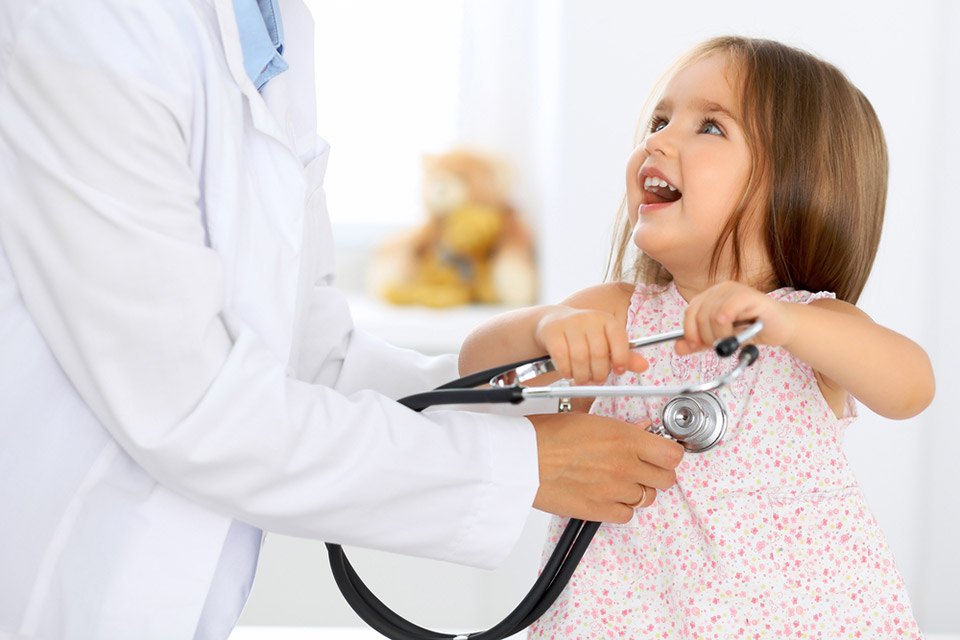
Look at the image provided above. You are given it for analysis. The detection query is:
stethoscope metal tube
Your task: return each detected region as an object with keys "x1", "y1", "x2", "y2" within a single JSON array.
[
  {"x1": 491, "y1": 320, "x2": 763, "y2": 393},
  {"x1": 518, "y1": 343, "x2": 758, "y2": 401},
  {"x1": 326, "y1": 321, "x2": 763, "y2": 640}
]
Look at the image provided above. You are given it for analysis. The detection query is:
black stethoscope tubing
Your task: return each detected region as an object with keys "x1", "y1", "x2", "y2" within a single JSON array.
[
  {"x1": 325, "y1": 360, "x2": 594, "y2": 639},
  {"x1": 328, "y1": 518, "x2": 600, "y2": 640},
  {"x1": 324, "y1": 352, "x2": 600, "y2": 639},
  {"x1": 325, "y1": 323, "x2": 763, "y2": 639}
]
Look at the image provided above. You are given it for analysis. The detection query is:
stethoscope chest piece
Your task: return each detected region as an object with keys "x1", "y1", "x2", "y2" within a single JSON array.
[{"x1": 660, "y1": 391, "x2": 727, "y2": 452}]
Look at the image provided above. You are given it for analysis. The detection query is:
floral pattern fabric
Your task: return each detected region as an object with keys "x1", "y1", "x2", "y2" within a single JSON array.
[{"x1": 529, "y1": 282, "x2": 922, "y2": 639}]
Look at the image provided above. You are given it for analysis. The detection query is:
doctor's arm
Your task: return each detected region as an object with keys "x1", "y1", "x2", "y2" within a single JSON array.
[
  {"x1": 298, "y1": 286, "x2": 680, "y2": 523},
  {"x1": 0, "y1": 4, "x2": 533, "y2": 569}
]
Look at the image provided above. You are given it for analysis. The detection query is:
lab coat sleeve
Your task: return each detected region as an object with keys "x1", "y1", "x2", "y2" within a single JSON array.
[
  {"x1": 0, "y1": 2, "x2": 538, "y2": 568},
  {"x1": 329, "y1": 325, "x2": 563, "y2": 414}
]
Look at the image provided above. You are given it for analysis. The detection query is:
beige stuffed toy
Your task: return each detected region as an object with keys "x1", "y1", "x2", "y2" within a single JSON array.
[{"x1": 368, "y1": 149, "x2": 537, "y2": 307}]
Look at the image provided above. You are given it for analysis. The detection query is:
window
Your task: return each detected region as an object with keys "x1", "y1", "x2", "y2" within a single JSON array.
[{"x1": 307, "y1": 0, "x2": 465, "y2": 243}]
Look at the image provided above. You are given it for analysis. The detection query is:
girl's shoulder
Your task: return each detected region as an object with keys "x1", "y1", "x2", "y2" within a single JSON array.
[
  {"x1": 562, "y1": 281, "x2": 636, "y2": 317},
  {"x1": 767, "y1": 286, "x2": 837, "y2": 305}
]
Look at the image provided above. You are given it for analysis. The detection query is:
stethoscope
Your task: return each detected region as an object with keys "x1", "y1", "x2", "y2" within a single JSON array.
[{"x1": 326, "y1": 321, "x2": 763, "y2": 640}]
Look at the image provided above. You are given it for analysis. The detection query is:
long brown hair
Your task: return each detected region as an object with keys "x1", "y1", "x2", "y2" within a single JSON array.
[{"x1": 607, "y1": 37, "x2": 888, "y2": 303}]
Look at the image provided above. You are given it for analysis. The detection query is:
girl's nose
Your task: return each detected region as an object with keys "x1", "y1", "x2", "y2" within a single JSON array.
[{"x1": 644, "y1": 125, "x2": 674, "y2": 157}]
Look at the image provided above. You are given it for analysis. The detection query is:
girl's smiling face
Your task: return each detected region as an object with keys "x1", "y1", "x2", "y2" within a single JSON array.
[{"x1": 626, "y1": 53, "x2": 768, "y2": 296}]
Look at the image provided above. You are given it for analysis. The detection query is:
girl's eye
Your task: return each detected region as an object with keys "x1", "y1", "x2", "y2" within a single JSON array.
[
  {"x1": 700, "y1": 119, "x2": 724, "y2": 136},
  {"x1": 649, "y1": 117, "x2": 668, "y2": 133}
]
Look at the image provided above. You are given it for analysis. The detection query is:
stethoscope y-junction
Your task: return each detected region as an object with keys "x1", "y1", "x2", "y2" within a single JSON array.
[{"x1": 326, "y1": 322, "x2": 763, "y2": 640}]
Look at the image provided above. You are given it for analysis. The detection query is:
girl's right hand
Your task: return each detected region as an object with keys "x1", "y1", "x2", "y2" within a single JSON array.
[{"x1": 534, "y1": 306, "x2": 648, "y2": 385}]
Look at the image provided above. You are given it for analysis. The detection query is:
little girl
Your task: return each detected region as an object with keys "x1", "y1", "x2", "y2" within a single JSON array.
[{"x1": 459, "y1": 36, "x2": 935, "y2": 639}]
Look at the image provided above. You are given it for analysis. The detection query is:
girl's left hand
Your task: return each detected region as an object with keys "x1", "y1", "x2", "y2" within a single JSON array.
[{"x1": 676, "y1": 281, "x2": 795, "y2": 355}]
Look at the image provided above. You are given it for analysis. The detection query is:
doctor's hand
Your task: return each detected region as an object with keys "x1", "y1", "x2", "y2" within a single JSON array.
[{"x1": 527, "y1": 413, "x2": 683, "y2": 523}]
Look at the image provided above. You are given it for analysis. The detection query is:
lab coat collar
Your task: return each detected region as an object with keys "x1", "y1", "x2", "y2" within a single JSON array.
[{"x1": 213, "y1": 0, "x2": 292, "y2": 146}]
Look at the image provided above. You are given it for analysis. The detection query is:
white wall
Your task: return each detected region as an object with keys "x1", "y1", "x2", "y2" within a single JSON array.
[
  {"x1": 461, "y1": 0, "x2": 960, "y2": 630},
  {"x1": 240, "y1": 0, "x2": 960, "y2": 633}
]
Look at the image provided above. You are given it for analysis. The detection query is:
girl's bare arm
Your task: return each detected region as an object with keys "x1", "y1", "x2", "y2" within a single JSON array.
[
  {"x1": 679, "y1": 281, "x2": 935, "y2": 420},
  {"x1": 781, "y1": 298, "x2": 934, "y2": 419}
]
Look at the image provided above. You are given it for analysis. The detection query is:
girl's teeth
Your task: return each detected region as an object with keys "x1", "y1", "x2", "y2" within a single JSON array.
[{"x1": 643, "y1": 176, "x2": 677, "y2": 191}]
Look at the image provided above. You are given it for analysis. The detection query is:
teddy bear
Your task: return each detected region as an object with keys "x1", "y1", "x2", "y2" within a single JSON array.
[{"x1": 367, "y1": 149, "x2": 537, "y2": 308}]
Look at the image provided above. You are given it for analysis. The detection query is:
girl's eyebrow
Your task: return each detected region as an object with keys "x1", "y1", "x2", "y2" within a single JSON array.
[
  {"x1": 652, "y1": 98, "x2": 738, "y2": 121},
  {"x1": 697, "y1": 100, "x2": 738, "y2": 121}
]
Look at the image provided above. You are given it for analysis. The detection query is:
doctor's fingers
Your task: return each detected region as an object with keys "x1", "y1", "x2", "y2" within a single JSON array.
[
  {"x1": 605, "y1": 429, "x2": 681, "y2": 499},
  {"x1": 622, "y1": 484, "x2": 657, "y2": 510},
  {"x1": 631, "y1": 423, "x2": 685, "y2": 471},
  {"x1": 618, "y1": 456, "x2": 678, "y2": 496},
  {"x1": 529, "y1": 413, "x2": 680, "y2": 522}
]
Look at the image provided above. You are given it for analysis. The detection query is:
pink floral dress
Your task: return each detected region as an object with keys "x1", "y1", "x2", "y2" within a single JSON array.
[{"x1": 529, "y1": 282, "x2": 922, "y2": 639}]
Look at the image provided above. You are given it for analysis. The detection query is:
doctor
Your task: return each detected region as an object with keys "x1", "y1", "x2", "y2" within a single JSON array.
[{"x1": 0, "y1": 1, "x2": 683, "y2": 638}]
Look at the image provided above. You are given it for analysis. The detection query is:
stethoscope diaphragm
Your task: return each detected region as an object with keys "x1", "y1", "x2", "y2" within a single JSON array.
[{"x1": 660, "y1": 391, "x2": 727, "y2": 452}]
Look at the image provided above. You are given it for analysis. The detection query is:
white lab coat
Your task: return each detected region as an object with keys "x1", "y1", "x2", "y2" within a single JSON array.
[{"x1": 0, "y1": 1, "x2": 539, "y2": 638}]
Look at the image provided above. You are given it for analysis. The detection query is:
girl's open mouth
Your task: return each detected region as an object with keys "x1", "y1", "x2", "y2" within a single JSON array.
[{"x1": 642, "y1": 175, "x2": 682, "y2": 205}]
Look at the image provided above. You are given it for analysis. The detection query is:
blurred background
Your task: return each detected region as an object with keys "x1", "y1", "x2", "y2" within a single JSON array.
[{"x1": 238, "y1": 0, "x2": 960, "y2": 634}]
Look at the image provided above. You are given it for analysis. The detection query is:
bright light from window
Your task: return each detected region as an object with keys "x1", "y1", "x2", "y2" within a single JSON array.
[{"x1": 306, "y1": 0, "x2": 464, "y2": 238}]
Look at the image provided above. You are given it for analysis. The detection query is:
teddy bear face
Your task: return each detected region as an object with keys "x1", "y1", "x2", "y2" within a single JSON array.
[
  {"x1": 422, "y1": 171, "x2": 468, "y2": 215},
  {"x1": 421, "y1": 151, "x2": 507, "y2": 216}
]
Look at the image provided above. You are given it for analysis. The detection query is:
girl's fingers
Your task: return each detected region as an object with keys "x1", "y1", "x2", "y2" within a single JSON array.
[
  {"x1": 709, "y1": 298, "x2": 736, "y2": 349},
  {"x1": 678, "y1": 305, "x2": 704, "y2": 355},
  {"x1": 540, "y1": 310, "x2": 652, "y2": 383},
  {"x1": 696, "y1": 304, "x2": 718, "y2": 351},
  {"x1": 627, "y1": 351, "x2": 649, "y2": 373},
  {"x1": 674, "y1": 337, "x2": 696, "y2": 355},
  {"x1": 545, "y1": 334, "x2": 572, "y2": 380},
  {"x1": 715, "y1": 288, "x2": 749, "y2": 326},
  {"x1": 566, "y1": 334, "x2": 591, "y2": 385},
  {"x1": 585, "y1": 329, "x2": 611, "y2": 384},
  {"x1": 675, "y1": 283, "x2": 775, "y2": 357},
  {"x1": 682, "y1": 300, "x2": 702, "y2": 351},
  {"x1": 606, "y1": 322, "x2": 630, "y2": 376}
]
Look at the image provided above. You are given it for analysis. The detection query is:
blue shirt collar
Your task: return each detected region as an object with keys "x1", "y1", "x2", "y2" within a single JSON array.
[{"x1": 233, "y1": 0, "x2": 289, "y2": 91}]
